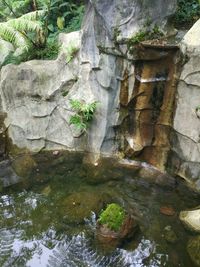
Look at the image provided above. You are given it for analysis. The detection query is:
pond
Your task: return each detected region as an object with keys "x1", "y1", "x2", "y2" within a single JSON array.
[{"x1": 0, "y1": 152, "x2": 199, "y2": 267}]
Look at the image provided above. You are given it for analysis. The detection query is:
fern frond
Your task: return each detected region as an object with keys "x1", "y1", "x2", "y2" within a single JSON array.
[
  {"x1": 0, "y1": 23, "x2": 29, "y2": 51},
  {"x1": 20, "y1": 10, "x2": 46, "y2": 21},
  {"x1": 7, "y1": 19, "x2": 43, "y2": 33}
]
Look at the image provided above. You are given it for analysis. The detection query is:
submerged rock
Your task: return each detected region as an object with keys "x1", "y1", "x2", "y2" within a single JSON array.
[
  {"x1": 163, "y1": 225, "x2": 178, "y2": 243},
  {"x1": 187, "y1": 235, "x2": 200, "y2": 266},
  {"x1": 60, "y1": 191, "x2": 107, "y2": 224},
  {"x1": 12, "y1": 155, "x2": 37, "y2": 178},
  {"x1": 179, "y1": 208, "x2": 200, "y2": 233},
  {"x1": 0, "y1": 159, "x2": 21, "y2": 187},
  {"x1": 160, "y1": 206, "x2": 176, "y2": 216}
]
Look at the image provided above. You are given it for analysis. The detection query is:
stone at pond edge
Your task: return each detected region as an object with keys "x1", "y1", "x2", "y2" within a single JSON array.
[
  {"x1": 59, "y1": 191, "x2": 109, "y2": 224},
  {"x1": 160, "y1": 206, "x2": 176, "y2": 216},
  {"x1": 11, "y1": 155, "x2": 37, "y2": 178},
  {"x1": 96, "y1": 215, "x2": 138, "y2": 249},
  {"x1": 179, "y1": 208, "x2": 200, "y2": 233},
  {"x1": 187, "y1": 235, "x2": 200, "y2": 266}
]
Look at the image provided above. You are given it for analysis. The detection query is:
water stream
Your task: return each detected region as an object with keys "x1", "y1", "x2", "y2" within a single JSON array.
[{"x1": 0, "y1": 152, "x2": 199, "y2": 267}]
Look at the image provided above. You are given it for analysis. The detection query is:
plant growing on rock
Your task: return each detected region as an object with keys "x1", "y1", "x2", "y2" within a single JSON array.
[
  {"x1": 69, "y1": 99, "x2": 98, "y2": 132},
  {"x1": 98, "y1": 203, "x2": 126, "y2": 232},
  {"x1": 127, "y1": 25, "x2": 164, "y2": 54},
  {"x1": 65, "y1": 42, "x2": 79, "y2": 63}
]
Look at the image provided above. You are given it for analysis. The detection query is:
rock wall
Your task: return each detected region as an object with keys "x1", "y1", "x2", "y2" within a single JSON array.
[
  {"x1": 0, "y1": 0, "x2": 177, "y2": 160},
  {"x1": 171, "y1": 19, "x2": 200, "y2": 191}
]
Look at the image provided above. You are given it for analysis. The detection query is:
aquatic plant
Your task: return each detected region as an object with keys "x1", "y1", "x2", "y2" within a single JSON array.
[{"x1": 98, "y1": 203, "x2": 126, "y2": 232}]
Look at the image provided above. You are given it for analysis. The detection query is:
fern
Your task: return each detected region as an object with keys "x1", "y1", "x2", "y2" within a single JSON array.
[
  {"x1": 69, "y1": 99, "x2": 99, "y2": 132},
  {"x1": 0, "y1": 23, "x2": 29, "y2": 50},
  {"x1": 0, "y1": 10, "x2": 45, "y2": 54}
]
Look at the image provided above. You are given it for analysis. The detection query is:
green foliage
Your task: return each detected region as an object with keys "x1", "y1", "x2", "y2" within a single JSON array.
[
  {"x1": 65, "y1": 42, "x2": 79, "y2": 63},
  {"x1": 0, "y1": 1, "x2": 85, "y2": 66},
  {"x1": 37, "y1": 0, "x2": 85, "y2": 34},
  {"x1": 173, "y1": 0, "x2": 200, "y2": 27},
  {"x1": 69, "y1": 99, "x2": 98, "y2": 132},
  {"x1": 98, "y1": 203, "x2": 126, "y2": 232},
  {"x1": 31, "y1": 37, "x2": 60, "y2": 59},
  {"x1": 0, "y1": 10, "x2": 45, "y2": 56},
  {"x1": 127, "y1": 25, "x2": 164, "y2": 54}
]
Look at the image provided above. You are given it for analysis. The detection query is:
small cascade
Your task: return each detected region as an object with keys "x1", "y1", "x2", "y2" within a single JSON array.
[{"x1": 119, "y1": 42, "x2": 180, "y2": 171}]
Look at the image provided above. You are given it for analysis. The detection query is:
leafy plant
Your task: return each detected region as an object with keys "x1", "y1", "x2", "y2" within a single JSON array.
[
  {"x1": 127, "y1": 25, "x2": 164, "y2": 54},
  {"x1": 69, "y1": 99, "x2": 98, "y2": 132},
  {"x1": 65, "y1": 42, "x2": 79, "y2": 63},
  {"x1": 173, "y1": 0, "x2": 200, "y2": 27},
  {"x1": 98, "y1": 203, "x2": 126, "y2": 232},
  {"x1": 0, "y1": 10, "x2": 45, "y2": 55}
]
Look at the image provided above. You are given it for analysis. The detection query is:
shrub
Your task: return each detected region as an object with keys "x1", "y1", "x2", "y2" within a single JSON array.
[{"x1": 173, "y1": 0, "x2": 200, "y2": 27}]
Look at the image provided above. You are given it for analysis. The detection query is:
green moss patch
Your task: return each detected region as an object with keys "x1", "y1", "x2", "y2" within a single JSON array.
[{"x1": 98, "y1": 203, "x2": 126, "y2": 232}]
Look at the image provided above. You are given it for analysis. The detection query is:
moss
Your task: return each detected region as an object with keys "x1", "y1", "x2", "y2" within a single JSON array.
[{"x1": 98, "y1": 203, "x2": 126, "y2": 232}]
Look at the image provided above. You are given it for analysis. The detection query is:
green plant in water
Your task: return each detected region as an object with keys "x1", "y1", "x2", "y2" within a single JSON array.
[
  {"x1": 98, "y1": 203, "x2": 126, "y2": 232},
  {"x1": 69, "y1": 99, "x2": 98, "y2": 132}
]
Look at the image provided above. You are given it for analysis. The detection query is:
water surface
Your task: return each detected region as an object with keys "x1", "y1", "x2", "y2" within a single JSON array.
[{"x1": 0, "y1": 152, "x2": 199, "y2": 267}]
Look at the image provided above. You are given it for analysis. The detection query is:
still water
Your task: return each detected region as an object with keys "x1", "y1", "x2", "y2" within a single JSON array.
[{"x1": 0, "y1": 152, "x2": 199, "y2": 267}]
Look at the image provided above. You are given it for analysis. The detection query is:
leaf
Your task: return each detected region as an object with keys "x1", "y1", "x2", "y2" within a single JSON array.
[{"x1": 57, "y1": 16, "x2": 65, "y2": 30}]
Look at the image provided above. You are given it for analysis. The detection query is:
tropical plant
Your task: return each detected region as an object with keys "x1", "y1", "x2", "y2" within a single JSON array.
[
  {"x1": 69, "y1": 99, "x2": 98, "y2": 132},
  {"x1": 0, "y1": 10, "x2": 45, "y2": 55}
]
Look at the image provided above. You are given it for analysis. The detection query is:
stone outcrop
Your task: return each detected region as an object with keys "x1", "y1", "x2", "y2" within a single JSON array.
[
  {"x1": 179, "y1": 208, "x2": 200, "y2": 233},
  {"x1": 171, "y1": 19, "x2": 200, "y2": 191}
]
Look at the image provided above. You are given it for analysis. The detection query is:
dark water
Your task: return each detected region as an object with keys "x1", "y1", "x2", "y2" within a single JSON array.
[{"x1": 0, "y1": 152, "x2": 199, "y2": 267}]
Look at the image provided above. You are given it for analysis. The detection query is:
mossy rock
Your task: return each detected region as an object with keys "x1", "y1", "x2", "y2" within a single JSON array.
[
  {"x1": 96, "y1": 204, "x2": 138, "y2": 249},
  {"x1": 12, "y1": 155, "x2": 37, "y2": 178},
  {"x1": 60, "y1": 191, "x2": 107, "y2": 224},
  {"x1": 98, "y1": 203, "x2": 125, "y2": 231},
  {"x1": 187, "y1": 235, "x2": 200, "y2": 266}
]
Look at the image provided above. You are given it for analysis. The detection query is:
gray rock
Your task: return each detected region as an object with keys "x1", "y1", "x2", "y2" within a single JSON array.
[
  {"x1": 172, "y1": 19, "x2": 200, "y2": 190},
  {"x1": 179, "y1": 208, "x2": 200, "y2": 233},
  {"x1": 0, "y1": 39, "x2": 14, "y2": 66}
]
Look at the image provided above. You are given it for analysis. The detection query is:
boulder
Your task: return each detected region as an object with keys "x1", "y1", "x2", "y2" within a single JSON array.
[
  {"x1": 187, "y1": 235, "x2": 200, "y2": 266},
  {"x1": 11, "y1": 155, "x2": 37, "y2": 178},
  {"x1": 179, "y1": 208, "x2": 200, "y2": 233}
]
